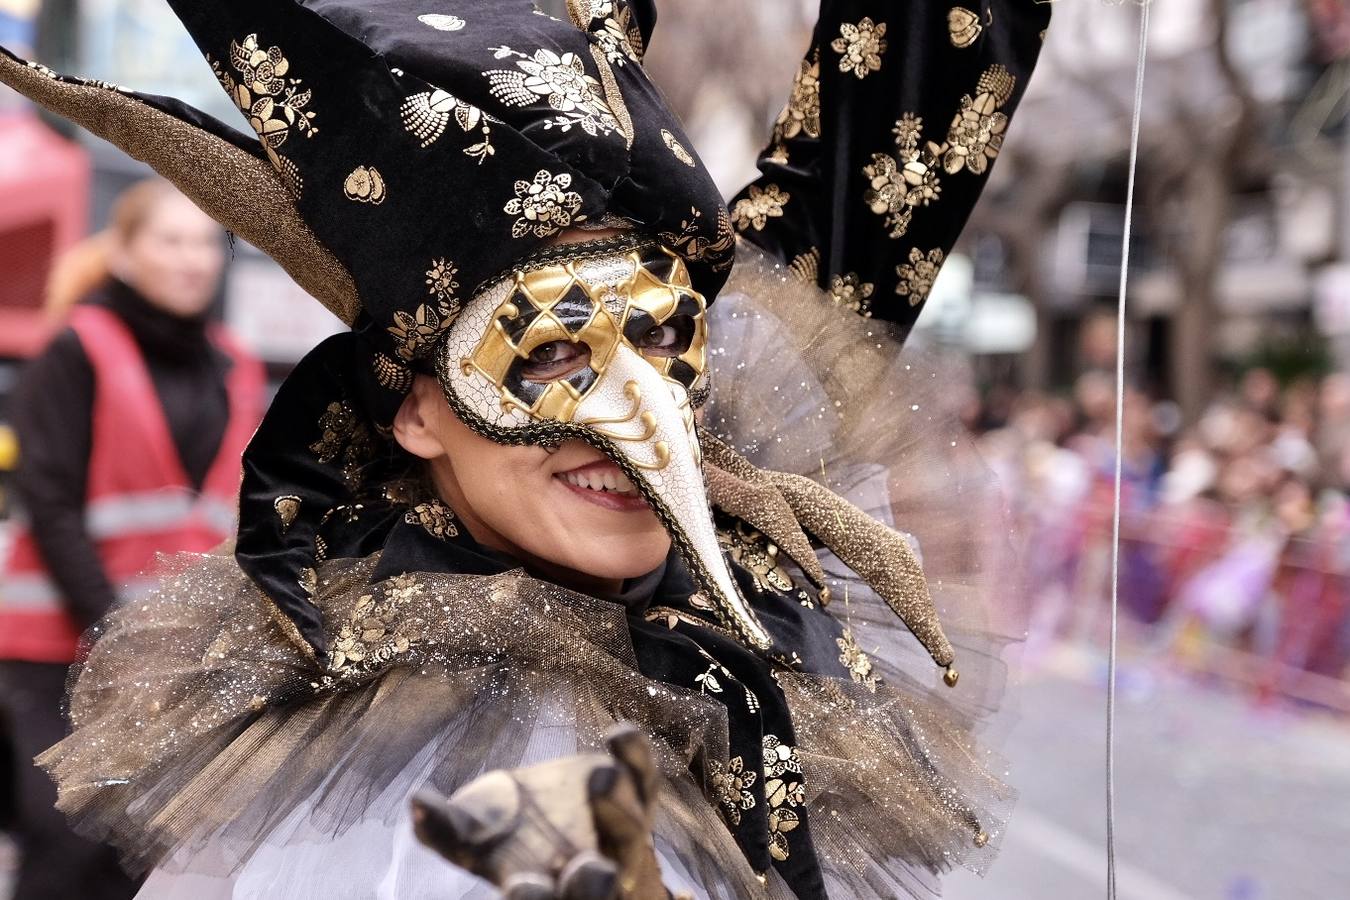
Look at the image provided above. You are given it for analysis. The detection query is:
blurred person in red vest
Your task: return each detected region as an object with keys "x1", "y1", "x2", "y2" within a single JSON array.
[{"x1": 0, "y1": 178, "x2": 264, "y2": 899}]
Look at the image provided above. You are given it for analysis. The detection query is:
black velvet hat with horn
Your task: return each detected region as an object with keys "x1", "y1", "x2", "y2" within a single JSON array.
[{"x1": 0, "y1": 0, "x2": 736, "y2": 652}]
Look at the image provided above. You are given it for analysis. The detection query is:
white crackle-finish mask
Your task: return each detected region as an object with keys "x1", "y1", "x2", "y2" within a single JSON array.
[{"x1": 435, "y1": 242, "x2": 771, "y2": 650}]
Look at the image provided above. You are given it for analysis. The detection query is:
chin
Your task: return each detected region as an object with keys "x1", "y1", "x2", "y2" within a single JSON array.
[{"x1": 571, "y1": 533, "x2": 672, "y2": 580}]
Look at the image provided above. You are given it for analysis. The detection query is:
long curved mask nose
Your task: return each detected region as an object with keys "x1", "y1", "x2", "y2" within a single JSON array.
[{"x1": 436, "y1": 242, "x2": 772, "y2": 651}]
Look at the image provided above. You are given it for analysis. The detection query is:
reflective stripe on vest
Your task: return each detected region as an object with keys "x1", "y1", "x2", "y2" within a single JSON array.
[
  {"x1": 84, "y1": 490, "x2": 238, "y2": 540},
  {"x1": 1, "y1": 573, "x2": 162, "y2": 611}
]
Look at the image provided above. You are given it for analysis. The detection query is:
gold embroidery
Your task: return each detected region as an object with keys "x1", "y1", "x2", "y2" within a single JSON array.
[
  {"x1": 895, "y1": 248, "x2": 944, "y2": 306},
  {"x1": 273, "y1": 495, "x2": 301, "y2": 532},
  {"x1": 417, "y1": 13, "x2": 465, "y2": 31},
  {"x1": 942, "y1": 65, "x2": 1014, "y2": 175},
  {"x1": 788, "y1": 248, "x2": 820, "y2": 283},
  {"x1": 830, "y1": 17, "x2": 887, "y2": 79},
  {"x1": 309, "y1": 400, "x2": 374, "y2": 487},
  {"x1": 661, "y1": 129, "x2": 696, "y2": 167},
  {"x1": 731, "y1": 184, "x2": 789, "y2": 232},
  {"x1": 718, "y1": 520, "x2": 795, "y2": 593},
  {"x1": 329, "y1": 581, "x2": 414, "y2": 676},
  {"x1": 827, "y1": 272, "x2": 875, "y2": 317},
  {"x1": 405, "y1": 499, "x2": 460, "y2": 540},
  {"x1": 343, "y1": 166, "x2": 385, "y2": 204},
  {"x1": 762, "y1": 735, "x2": 804, "y2": 861},
  {"x1": 210, "y1": 35, "x2": 316, "y2": 190},
  {"x1": 862, "y1": 117, "x2": 942, "y2": 240},
  {"x1": 711, "y1": 756, "x2": 757, "y2": 826},
  {"x1": 485, "y1": 46, "x2": 619, "y2": 136},
  {"x1": 504, "y1": 169, "x2": 586, "y2": 238},
  {"x1": 948, "y1": 8, "x2": 982, "y2": 47},
  {"x1": 772, "y1": 51, "x2": 821, "y2": 147},
  {"x1": 400, "y1": 90, "x2": 494, "y2": 161},
  {"x1": 836, "y1": 628, "x2": 878, "y2": 691}
]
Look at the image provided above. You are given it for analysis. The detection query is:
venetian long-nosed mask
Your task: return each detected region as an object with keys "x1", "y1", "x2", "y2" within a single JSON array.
[{"x1": 436, "y1": 239, "x2": 771, "y2": 650}]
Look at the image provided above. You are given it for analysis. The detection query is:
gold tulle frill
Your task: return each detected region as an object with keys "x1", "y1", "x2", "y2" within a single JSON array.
[{"x1": 40, "y1": 545, "x2": 1009, "y2": 897}]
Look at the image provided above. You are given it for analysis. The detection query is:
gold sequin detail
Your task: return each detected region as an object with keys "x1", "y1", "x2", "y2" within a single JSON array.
[
  {"x1": 836, "y1": 629, "x2": 878, "y2": 692},
  {"x1": 895, "y1": 248, "x2": 944, "y2": 306},
  {"x1": 273, "y1": 495, "x2": 301, "y2": 532},
  {"x1": 772, "y1": 51, "x2": 821, "y2": 149},
  {"x1": 948, "y1": 8, "x2": 982, "y2": 48},
  {"x1": 717, "y1": 521, "x2": 795, "y2": 594},
  {"x1": 405, "y1": 500, "x2": 460, "y2": 540},
  {"x1": 830, "y1": 17, "x2": 887, "y2": 79},
  {"x1": 827, "y1": 272, "x2": 875, "y2": 316},
  {"x1": 731, "y1": 184, "x2": 789, "y2": 232},
  {"x1": 788, "y1": 248, "x2": 820, "y2": 283}
]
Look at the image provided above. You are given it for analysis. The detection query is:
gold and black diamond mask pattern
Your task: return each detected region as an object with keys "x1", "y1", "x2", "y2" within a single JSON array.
[{"x1": 436, "y1": 241, "x2": 772, "y2": 651}]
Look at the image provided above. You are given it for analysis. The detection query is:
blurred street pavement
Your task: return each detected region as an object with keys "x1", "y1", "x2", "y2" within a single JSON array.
[{"x1": 943, "y1": 645, "x2": 1350, "y2": 900}]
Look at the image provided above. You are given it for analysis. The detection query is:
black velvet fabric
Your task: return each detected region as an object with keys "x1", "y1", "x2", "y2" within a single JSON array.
[
  {"x1": 373, "y1": 513, "x2": 858, "y2": 898},
  {"x1": 732, "y1": 0, "x2": 1050, "y2": 330}
]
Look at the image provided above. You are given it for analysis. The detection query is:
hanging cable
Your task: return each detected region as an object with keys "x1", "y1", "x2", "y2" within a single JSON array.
[{"x1": 1107, "y1": 3, "x2": 1152, "y2": 898}]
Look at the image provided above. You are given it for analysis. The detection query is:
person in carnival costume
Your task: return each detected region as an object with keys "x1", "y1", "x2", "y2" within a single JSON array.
[{"x1": 0, "y1": 1, "x2": 1049, "y2": 896}]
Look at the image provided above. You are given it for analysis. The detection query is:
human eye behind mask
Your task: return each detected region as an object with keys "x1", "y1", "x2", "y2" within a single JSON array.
[{"x1": 436, "y1": 238, "x2": 772, "y2": 650}]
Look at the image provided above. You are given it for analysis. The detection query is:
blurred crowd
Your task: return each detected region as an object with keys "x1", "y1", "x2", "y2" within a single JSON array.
[{"x1": 978, "y1": 366, "x2": 1350, "y2": 704}]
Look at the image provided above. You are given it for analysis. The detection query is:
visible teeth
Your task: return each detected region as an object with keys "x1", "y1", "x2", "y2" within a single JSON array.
[{"x1": 561, "y1": 468, "x2": 637, "y2": 495}]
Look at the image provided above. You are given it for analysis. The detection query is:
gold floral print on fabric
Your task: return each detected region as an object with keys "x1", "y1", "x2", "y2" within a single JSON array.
[
  {"x1": 371, "y1": 352, "x2": 414, "y2": 393},
  {"x1": 210, "y1": 35, "x2": 316, "y2": 194},
  {"x1": 948, "y1": 8, "x2": 982, "y2": 48},
  {"x1": 762, "y1": 734, "x2": 805, "y2": 861},
  {"x1": 830, "y1": 17, "x2": 887, "y2": 79},
  {"x1": 658, "y1": 207, "x2": 735, "y2": 272},
  {"x1": 417, "y1": 13, "x2": 466, "y2": 32},
  {"x1": 836, "y1": 628, "x2": 878, "y2": 692},
  {"x1": 343, "y1": 166, "x2": 385, "y2": 204},
  {"x1": 405, "y1": 499, "x2": 460, "y2": 540},
  {"x1": 662, "y1": 129, "x2": 696, "y2": 167},
  {"x1": 862, "y1": 65, "x2": 1014, "y2": 241},
  {"x1": 943, "y1": 65, "x2": 1014, "y2": 176},
  {"x1": 772, "y1": 51, "x2": 821, "y2": 152},
  {"x1": 717, "y1": 520, "x2": 795, "y2": 594},
  {"x1": 828, "y1": 272, "x2": 875, "y2": 316},
  {"x1": 896, "y1": 247, "x2": 945, "y2": 306},
  {"x1": 504, "y1": 169, "x2": 586, "y2": 238},
  {"x1": 388, "y1": 258, "x2": 463, "y2": 361},
  {"x1": 400, "y1": 90, "x2": 494, "y2": 162},
  {"x1": 485, "y1": 46, "x2": 620, "y2": 136},
  {"x1": 712, "y1": 755, "x2": 757, "y2": 826},
  {"x1": 731, "y1": 184, "x2": 789, "y2": 232},
  {"x1": 273, "y1": 495, "x2": 301, "y2": 532},
  {"x1": 328, "y1": 576, "x2": 416, "y2": 677}
]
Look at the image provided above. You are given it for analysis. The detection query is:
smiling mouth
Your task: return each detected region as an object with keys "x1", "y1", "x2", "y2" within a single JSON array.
[{"x1": 555, "y1": 462, "x2": 651, "y2": 512}]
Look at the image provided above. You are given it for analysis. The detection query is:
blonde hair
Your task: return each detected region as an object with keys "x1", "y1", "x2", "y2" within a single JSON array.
[{"x1": 44, "y1": 178, "x2": 182, "y2": 321}]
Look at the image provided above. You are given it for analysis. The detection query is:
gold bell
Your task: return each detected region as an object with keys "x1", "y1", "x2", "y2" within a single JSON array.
[{"x1": 943, "y1": 665, "x2": 959, "y2": 688}]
